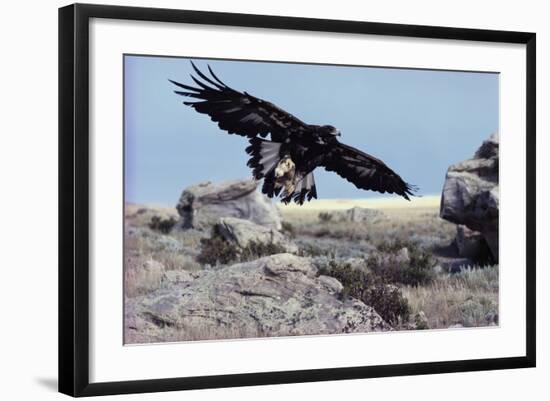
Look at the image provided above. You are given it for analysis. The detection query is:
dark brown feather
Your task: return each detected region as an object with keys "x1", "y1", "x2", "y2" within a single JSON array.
[
  {"x1": 170, "y1": 62, "x2": 309, "y2": 141},
  {"x1": 322, "y1": 142, "x2": 416, "y2": 200}
]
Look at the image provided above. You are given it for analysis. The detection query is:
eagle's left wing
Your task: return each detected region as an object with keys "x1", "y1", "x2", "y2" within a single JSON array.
[
  {"x1": 321, "y1": 142, "x2": 416, "y2": 200},
  {"x1": 170, "y1": 62, "x2": 309, "y2": 141}
]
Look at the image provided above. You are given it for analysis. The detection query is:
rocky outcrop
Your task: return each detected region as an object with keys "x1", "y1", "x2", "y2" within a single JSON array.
[
  {"x1": 338, "y1": 207, "x2": 385, "y2": 223},
  {"x1": 176, "y1": 179, "x2": 282, "y2": 231},
  {"x1": 440, "y1": 134, "x2": 499, "y2": 261},
  {"x1": 454, "y1": 225, "x2": 491, "y2": 261},
  {"x1": 321, "y1": 207, "x2": 385, "y2": 223},
  {"x1": 217, "y1": 217, "x2": 298, "y2": 253},
  {"x1": 125, "y1": 254, "x2": 389, "y2": 343}
]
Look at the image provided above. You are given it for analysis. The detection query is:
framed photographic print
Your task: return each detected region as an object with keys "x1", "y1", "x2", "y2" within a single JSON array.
[{"x1": 58, "y1": 3, "x2": 536, "y2": 397}]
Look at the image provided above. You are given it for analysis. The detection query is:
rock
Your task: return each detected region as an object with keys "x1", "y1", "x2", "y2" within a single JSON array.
[
  {"x1": 216, "y1": 217, "x2": 297, "y2": 253},
  {"x1": 440, "y1": 133, "x2": 499, "y2": 261},
  {"x1": 328, "y1": 207, "x2": 385, "y2": 223},
  {"x1": 162, "y1": 270, "x2": 195, "y2": 286},
  {"x1": 318, "y1": 275, "x2": 344, "y2": 294},
  {"x1": 344, "y1": 207, "x2": 385, "y2": 222},
  {"x1": 125, "y1": 254, "x2": 390, "y2": 343},
  {"x1": 455, "y1": 225, "x2": 491, "y2": 260},
  {"x1": 176, "y1": 179, "x2": 281, "y2": 231}
]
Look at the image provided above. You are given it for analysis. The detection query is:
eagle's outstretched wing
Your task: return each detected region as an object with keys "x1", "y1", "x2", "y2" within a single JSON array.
[
  {"x1": 170, "y1": 62, "x2": 309, "y2": 141},
  {"x1": 322, "y1": 142, "x2": 416, "y2": 200}
]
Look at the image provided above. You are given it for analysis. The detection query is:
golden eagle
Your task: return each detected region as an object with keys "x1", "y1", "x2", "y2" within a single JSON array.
[{"x1": 170, "y1": 62, "x2": 416, "y2": 205}]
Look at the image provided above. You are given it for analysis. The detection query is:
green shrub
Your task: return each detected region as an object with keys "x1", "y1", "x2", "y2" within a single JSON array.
[
  {"x1": 297, "y1": 243, "x2": 335, "y2": 258},
  {"x1": 318, "y1": 212, "x2": 333, "y2": 223},
  {"x1": 377, "y1": 238, "x2": 410, "y2": 253},
  {"x1": 240, "y1": 240, "x2": 287, "y2": 262},
  {"x1": 364, "y1": 280, "x2": 410, "y2": 325},
  {"x1": 197, "y1": 227, "x2": 238, "y2": 266},
  {"x1": 197, "y1": 227, "x2": 287, "y2": 266},
  {"x1": 368, "y1": 240, "x2": 435, "y2": 287},
  {"x1": 148, "y1": 216, "x2": 177, "y2": 234},
  {"x1": 281, "y1": 221, "x2": 296, "y2": 238},
  {"x1": 318, "y1": 260, "x2": 410, "y2": 325},
  {"x1": 319, "y1": 261, "x2": 369, "y2": 299},
  {"x1": 313, "y1": 227, "x2": 332, "y2": 238}
]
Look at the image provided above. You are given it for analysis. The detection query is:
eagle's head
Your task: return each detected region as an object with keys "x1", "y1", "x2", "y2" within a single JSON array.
[
  {"x1": 316, "y1": 125, "x2": 341, "y2": 145},
  {"x1": 320, "y1": 125, "x2": 341, "y2": 137}
]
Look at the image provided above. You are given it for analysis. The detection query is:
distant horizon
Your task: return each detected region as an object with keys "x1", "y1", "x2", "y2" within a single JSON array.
[
  {"x1": 125, "y1": 193, "x2": 443, "y2": 209},
  {"x1": 125, "y1": 56, "x2": 498, "y2": 205}
]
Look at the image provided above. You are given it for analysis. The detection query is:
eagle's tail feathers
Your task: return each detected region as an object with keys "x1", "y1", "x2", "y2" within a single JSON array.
[
  {"x1": 246, "y1": 138, "x2": 282, "y2": 179},
  {"x1": 261, "y1": 171, "x2": 279, "y2": 199},
  {"x1": 292, "y1": 172, "x2": 317, "y2": 205},
  {"x1": 306, "y1": 172, "x2": 317, "y2": 201}
]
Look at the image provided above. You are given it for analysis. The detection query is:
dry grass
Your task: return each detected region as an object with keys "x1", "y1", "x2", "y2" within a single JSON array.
[
  {"x1": 124, "y1": 198, "x2": 499, "y2": 336},
  {"x1": 125, "y1": 203, "x2": 178, "y2": 227},
  {"x1": 125, "y1": 320, "x2": 267, "y2": 344},
  {"x1": 124, "y1": 211, "x2": 204, "y2": 299},
  {"x1": 402, "y1": 265, "x2": 499, "y2": 328},
  {"x1": 280, "y1": 196, "x2": 456, "y2": 250},
  {"x1": 124, "y1": 257, "x2": 165, "y2": 298},
  {"x1": 280, "y1": 197, "x2": 497, "y2": 329}
]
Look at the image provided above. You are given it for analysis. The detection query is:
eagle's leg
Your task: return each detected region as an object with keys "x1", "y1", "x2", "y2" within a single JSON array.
[
  {"x1": 274, "y1": 155, "x2": 297, "y2": 195},
  {"x1": 274, "y1": 155, "x2": 295, "y2": 178}
]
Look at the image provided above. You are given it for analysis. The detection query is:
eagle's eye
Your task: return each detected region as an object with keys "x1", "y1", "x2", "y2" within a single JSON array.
[{"x1": 322, "y1": 125, "x2": 341, "y2": 137}]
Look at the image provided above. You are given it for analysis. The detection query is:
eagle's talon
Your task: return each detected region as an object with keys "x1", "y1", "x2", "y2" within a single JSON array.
[{"x1": 274, "y1": 156, "x2": 295, "y2": 178}]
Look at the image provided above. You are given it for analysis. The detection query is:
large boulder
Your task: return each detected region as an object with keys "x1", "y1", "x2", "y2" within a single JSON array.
[
  {"x1": 217, "y1": 217, "x2": 298, "y2": 253},
  {"x1": 336, "y1": 207, "x2": 385, "y2": 223},
  {"x1": 176, "y1": 179, "x2": 282, "y2": 230},
  {"x1": 125, "y1": 254, "x2": 389, "y2": 343},
  {"x1": 454, "y1": 225, "x2": 492, "y2": 261},
  {"x1": 440, "y1": 134, "x2": 499, "y2": 261}
]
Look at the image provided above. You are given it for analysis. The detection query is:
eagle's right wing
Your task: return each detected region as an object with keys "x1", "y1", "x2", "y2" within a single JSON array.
[
  {"x1": 321, "y1": 142, "x2": 416, "y2": 200},
  {"x1": 170, "y1": 62, "x2": 309, "y2": 141}
]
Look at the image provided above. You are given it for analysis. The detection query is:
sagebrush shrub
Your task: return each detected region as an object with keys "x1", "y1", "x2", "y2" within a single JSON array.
[
  {"x1": 197, "y1": 227, "x2": 286, "y2": 266},
  {"x1": 281, "y1": 221, "x2": 296, "y2": 238},
  {"x1": 197, "y1": 226, "x2": 238, "y2": 265},
  {"x1": 318, "y1": 212, "x2": 333, "y2": 223},
  {"x1": 240, "y1": 240, "x2": 287, "y2": 262},
  {"x1": 318, "y1": 260, "x2": 410, "y2": 325},
  {"x1": 368, "y1": 239, "x2": 435, "y2": 286},
  {"x1": 148, "y1": 216, "x2": 177, "y2": 234}
]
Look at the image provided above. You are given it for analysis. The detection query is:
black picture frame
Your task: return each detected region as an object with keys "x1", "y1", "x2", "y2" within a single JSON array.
[{"x1": 59, "y1": 3, "x2": 536, "y2": 397}]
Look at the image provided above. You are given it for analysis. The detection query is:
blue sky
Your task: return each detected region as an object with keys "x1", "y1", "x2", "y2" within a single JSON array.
[{"x1": 124, "y1": 55, "x2": 498, "y2": 205}]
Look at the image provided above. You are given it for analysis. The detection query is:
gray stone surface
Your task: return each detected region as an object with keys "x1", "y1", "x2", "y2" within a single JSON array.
[
  {"x1": 125, "y1": 254, "x2": 389, "y2": 343},
  {"x1": 176, "y1": 179, "x2": 282, "y2": 230},
  {"x1": 326, "y1": 207, "x2": 385, "y2": 223},
  {"x1": 440, "y1": 133, "x2": 499, "y2": 261},
  {"x1": 455, "y1": 225, "x2": 486, "y2": 259},
  {"x1": 341, "y1": 206, "x2": 385, "y2": 222},
  {"x1": 217, "y1": 217, "x2": 298, "y2": 253}
]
